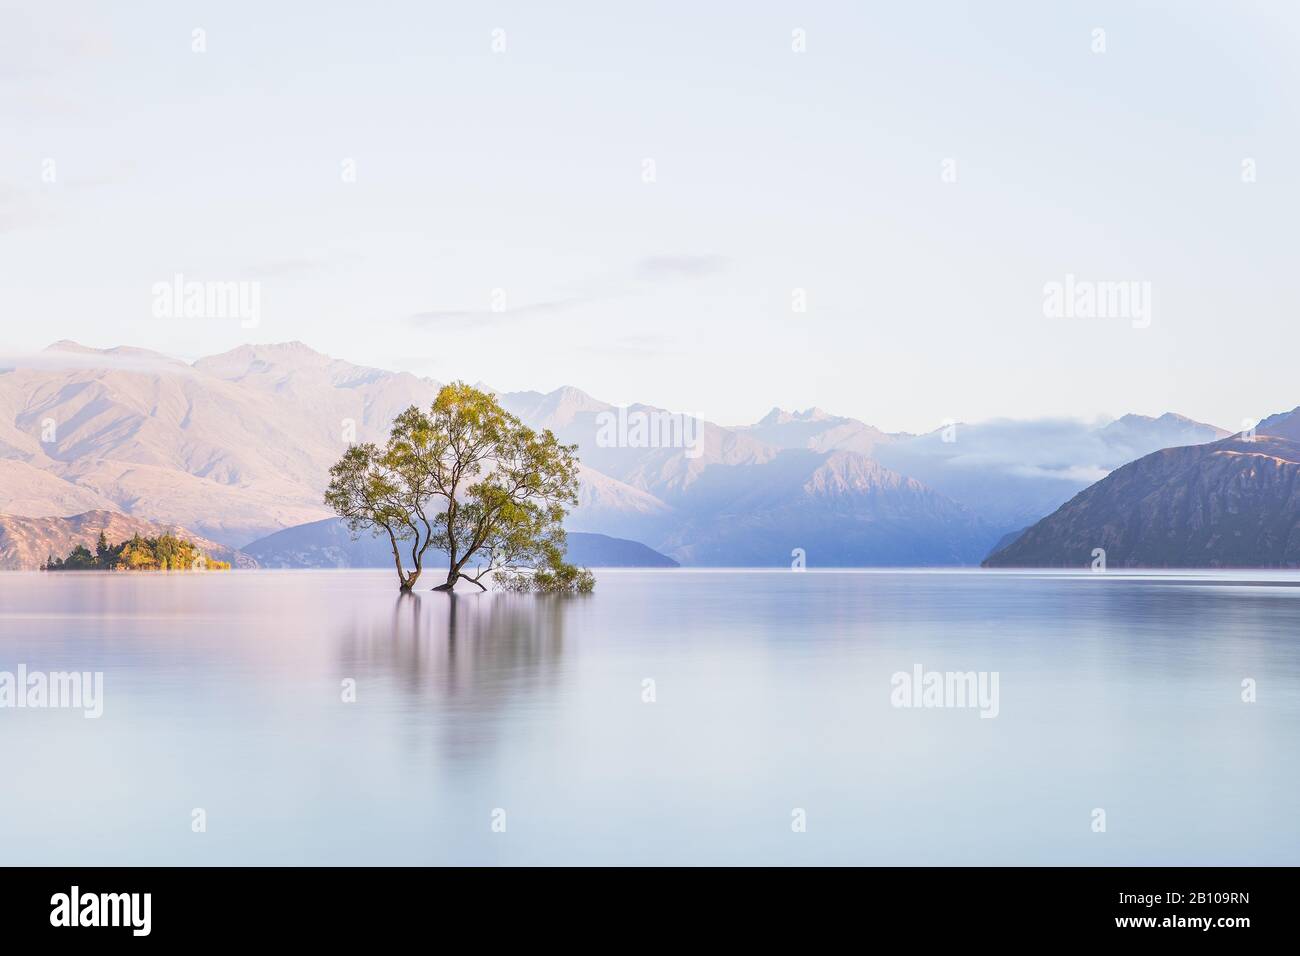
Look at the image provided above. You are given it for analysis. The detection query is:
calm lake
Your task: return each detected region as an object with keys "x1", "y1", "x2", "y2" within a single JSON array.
[{"x1": 1, "y1": 569, "x2": 1297, "y2": 865}]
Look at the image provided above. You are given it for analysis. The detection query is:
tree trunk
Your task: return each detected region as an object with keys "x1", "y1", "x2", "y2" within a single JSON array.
[
  {"x1": 384, "y1": 527, "x2": 410, "y2": 591},
  {"x1": 432, "y1": 569, "x2": 459, "y2": 592}
]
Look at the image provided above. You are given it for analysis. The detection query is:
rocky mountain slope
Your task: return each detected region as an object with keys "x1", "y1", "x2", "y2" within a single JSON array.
[
  {"x1": 984, "y1": 428, "x2": 1300, "y2": 568},
  {"x1": 0, "y1": 341, "x2": 437, "y2": 544}
]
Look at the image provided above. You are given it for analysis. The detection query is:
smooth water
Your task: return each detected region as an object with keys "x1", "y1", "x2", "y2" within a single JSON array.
[{"x1": 1, "y1": 569, "x2": 1297, "y2": 866}]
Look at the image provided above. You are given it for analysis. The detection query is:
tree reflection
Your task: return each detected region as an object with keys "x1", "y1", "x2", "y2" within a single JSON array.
[{"x1": 336, "y1": 592, "x2": 576, "y2": 762}]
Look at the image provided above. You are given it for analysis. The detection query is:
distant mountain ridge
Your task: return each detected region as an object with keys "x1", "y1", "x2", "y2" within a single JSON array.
[
  {"x1": 1256, "y1": 406, "x2": 1300, "y2": 442},
  {"x1": 657, "y1": 448, "x2": 992, "y2": 566},
  {"x1": 0, "y1": 340, "x2": 1235, "y2": 567},
  {"x1": 871, "y1": 413, "x2": 1230, "y2": 530},
  {"x1": 243, "y1": 518, "x2": 677, "y2": 569},
  {"x1": 0, "y1": 340, "x2": 440, "y2": 545},
  {"x1": 732, "y1": 406, "x2": 896, "y2": 457},
  {"x1": 985, "y1": 412, "x2": 1300, "y2": 568}
]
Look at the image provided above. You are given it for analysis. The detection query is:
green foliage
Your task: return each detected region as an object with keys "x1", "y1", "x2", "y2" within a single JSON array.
[
  {"x1": 535, "y1": 562, "x2": 596, "y2": 594},
  {"x1": 95, "y1": 531, "x2": 112, "y2": 566},
  {"x1": 325, "y1": 382, "x2": 594, "y2": 593},
  {"x1": 54, "y1": 544, "x2": 98, "y2": 570},
  {"x1": 494, "y1": 556, "x2": 596, "y2": 595},
  {"x1": 324, "y1": 410, "x2": 442, "y2": 591},
  {"x1": 42, "y1": 532, "x2": 229, "y2": 571}
]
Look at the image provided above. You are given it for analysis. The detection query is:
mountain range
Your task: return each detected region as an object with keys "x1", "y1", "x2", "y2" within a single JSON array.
[
  {"x1": 985, "y1": 410, "x2": 1300, "y2": 569},
  {"x1": 242, "y1": 519, "x2": 678, "y2": 569},
  {"x1": 0, "y1": 340, "x2": 1242, "y2": 569}
]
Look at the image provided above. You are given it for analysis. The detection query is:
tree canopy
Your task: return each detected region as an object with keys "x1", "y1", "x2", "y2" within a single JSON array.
[{"x1": 325, "y1": 383, "x2": 593, "y2": 593}]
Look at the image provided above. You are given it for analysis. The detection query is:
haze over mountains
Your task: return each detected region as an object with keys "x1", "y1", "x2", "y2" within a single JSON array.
[
  {"x1": 871, "y1": 413, "x2": 1230, "y2": 530},
  {"x1": 986, "y1": 410, "x2": 1300, "y2": 569},
  {"x1": 0, "y1": 340, "x2": 1241, "y2": 568}
]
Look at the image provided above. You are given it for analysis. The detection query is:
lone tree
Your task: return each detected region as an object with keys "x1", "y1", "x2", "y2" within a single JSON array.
[{"x1": 325, "y1": 383, "x2": 593, "y2": 593}]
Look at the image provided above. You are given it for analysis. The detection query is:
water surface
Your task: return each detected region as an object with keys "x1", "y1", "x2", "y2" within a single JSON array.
[{"x1": 1, "y1": 569, "x2": 1296, "y2": 865}]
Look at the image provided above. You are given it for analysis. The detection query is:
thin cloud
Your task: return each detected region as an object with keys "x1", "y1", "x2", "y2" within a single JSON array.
[
  {"x1": 0, "y1": 344, "x2": 194, "y2": 376},
  {"x1": 248, "y1": 258, "x2": 334, "y2": 280},
  {"x1": 410, "y1": 254, "x2": 729, "y2": 329},
  {"x1": 580, "y1": 335, "x2": 684, "y2": 359},
  {"x1": 410, "y1": 297, "x2": 594, "y2": 327},
  {"x1": 637, "y1": 255, "x2": 729, "y2": 281}
]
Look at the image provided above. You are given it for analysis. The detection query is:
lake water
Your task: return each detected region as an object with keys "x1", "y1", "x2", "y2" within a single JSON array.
[{"x1": 1, "y1": 569, "x2": 1297, "y2": 865}]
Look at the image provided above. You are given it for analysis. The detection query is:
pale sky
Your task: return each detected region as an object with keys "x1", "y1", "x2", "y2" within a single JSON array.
[{"x1": 2, "y1": 0, "x2": 1297, "y2": 433}]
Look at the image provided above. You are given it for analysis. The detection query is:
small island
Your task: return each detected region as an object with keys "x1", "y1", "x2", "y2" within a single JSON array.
[{"x1": 42, "y1": 532, "x2": 231, "y2": 571}]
